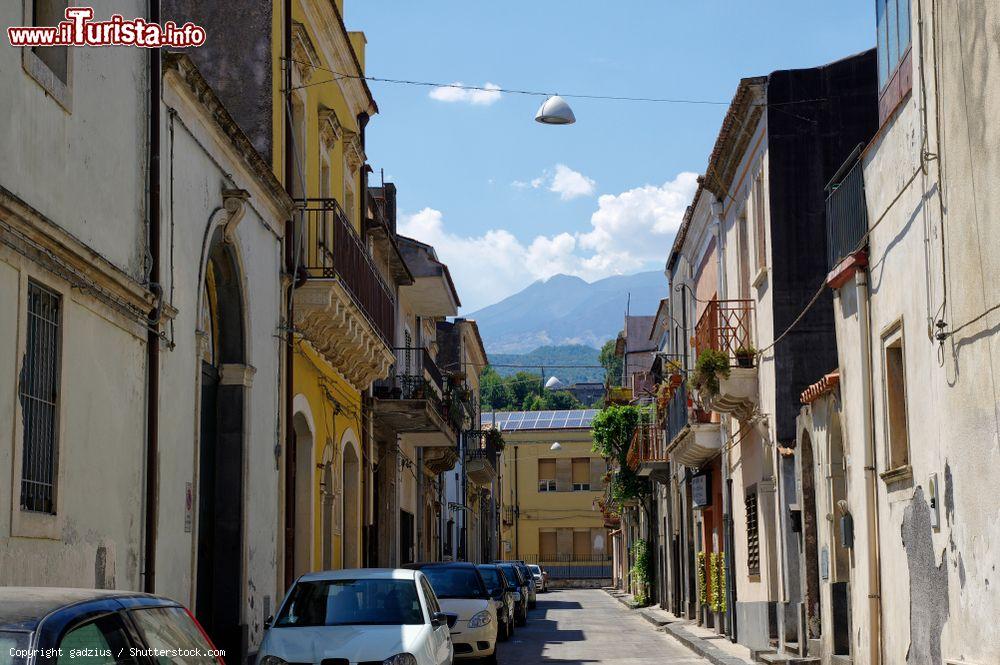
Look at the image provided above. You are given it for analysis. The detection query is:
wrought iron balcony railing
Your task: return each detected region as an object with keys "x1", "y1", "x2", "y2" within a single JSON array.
[
  {"x1": 375, "y1": 347, "x2": 445, "y2": 399},
  {"x1": 666, "y1": 382, "x2": 689, "y2": 445},
  {"x1": 826, "y1": 145, "x2": 868, "y2": 271},
  {"x1": 297, "y1": 198, "x2": 395, "y2": 346},
  {"x1": 465, "y1": 428, "x2": 502, "y2": 477},
  {"x1": 694, "y1": 299, "x2": 755, "y2": 366}
]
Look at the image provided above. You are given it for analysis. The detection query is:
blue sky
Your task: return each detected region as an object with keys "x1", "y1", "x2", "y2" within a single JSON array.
[{"x1": 348, "y1": 2, "x2": 877, "y2": 312}]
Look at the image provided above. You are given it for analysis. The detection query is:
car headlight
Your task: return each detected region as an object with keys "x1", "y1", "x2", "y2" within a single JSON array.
[
  {"x1": 382, "y1": 654, "x2": 418, "y2": 665},
  {"x1": 468, "y1": 610, "x2": 493, "y2": 628},
  {"x1": 259, "y1": 658, "x2": 287, "y2": 665}
]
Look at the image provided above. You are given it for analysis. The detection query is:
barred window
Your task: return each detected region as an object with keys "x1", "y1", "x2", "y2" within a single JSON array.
[
  {"x1": 745, "y1": 488, "x2": 760, "y2": 577},
  {"x1": 20, "y1": 281, "x2": 62, "y2": 514}
]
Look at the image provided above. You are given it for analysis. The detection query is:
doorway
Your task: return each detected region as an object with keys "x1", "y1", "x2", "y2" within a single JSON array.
[
  {"x1": 342, "y1": 440, "x2": 360, "y2": 568},
  {"x1": 195, "y1": 238, "x2": 246, "y2": 662}
]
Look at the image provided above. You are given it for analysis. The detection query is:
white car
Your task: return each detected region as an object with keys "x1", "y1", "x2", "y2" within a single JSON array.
[
  {"x1": 528, "y1": 564, "x2": 547, "y2": 593},
  {"x1": 407, "y1": 563, "x2": 499, "y2": 663},
  {"x1": 259, "y1": 568, "x2": 457, "y2": 665}
]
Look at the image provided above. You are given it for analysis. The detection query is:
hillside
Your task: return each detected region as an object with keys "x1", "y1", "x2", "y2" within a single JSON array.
[{"x1": 489, "y1": 345, "x2": 603, "y2": 384}]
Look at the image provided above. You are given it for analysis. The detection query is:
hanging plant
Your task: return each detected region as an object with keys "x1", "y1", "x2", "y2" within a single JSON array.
[
  {"x1": 688, "y1": 349, "x2": 730, "y2": 397},
  {"x1": 696, "y1": 551, "x2": 708, "y2": 605}
]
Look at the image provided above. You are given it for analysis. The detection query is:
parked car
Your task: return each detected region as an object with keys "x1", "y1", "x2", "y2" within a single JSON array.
[
  {"x1": 500, "y1": 560, "x2": 537, "y2": 609},
  {"x1": 0, "y1": 587, "x2": 223, "y2": 665},
  {"x1": 527, "y1": 564, "x2": 548, "y2": 593},
  {"x1": 405, "y1": 562, "x2": 498, "y2": 663},
  {"x1": 476, "y1": 564, "x2": 515, "y2": 641},
  {"x1": 260, "y1": 568, "x2": 457, "y2": 665},
  {"x1": 494, "y1": 562, "x2": 529, "y2": 627}
]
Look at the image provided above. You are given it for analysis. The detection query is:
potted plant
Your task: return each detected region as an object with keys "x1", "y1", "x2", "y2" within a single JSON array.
[{"x1": 735, "y1": 345, "x2": 756, "y2": 369}]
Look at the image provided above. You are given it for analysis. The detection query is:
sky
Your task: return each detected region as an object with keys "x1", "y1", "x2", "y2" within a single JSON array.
[{"x1": 347, "y1": 2, "x2": 877, "y2": 312}]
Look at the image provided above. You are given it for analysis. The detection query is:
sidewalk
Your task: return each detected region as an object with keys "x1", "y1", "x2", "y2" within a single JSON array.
[{"x1": 604, "y1": 588, "x2": 756, "y2": 665}]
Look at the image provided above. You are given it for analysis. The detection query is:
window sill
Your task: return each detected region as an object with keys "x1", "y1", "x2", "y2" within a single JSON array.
[
  {"x1": 752, "y1": 266, "x2": 768, "y2": 289},
  {"x1": 879, "y1": 465, "x2": 912, "y2": 485},
  {"x1": 22, "y1": 48, "x2": 73, "y2": 112},
  {"x1": 11, "y1": 507, "x2": 62, "y2": 540}
]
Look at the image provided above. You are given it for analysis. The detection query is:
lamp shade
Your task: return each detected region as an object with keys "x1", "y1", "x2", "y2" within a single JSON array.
[{"x1": 535, "y1": 95, "x2": 576, "y2": 125}]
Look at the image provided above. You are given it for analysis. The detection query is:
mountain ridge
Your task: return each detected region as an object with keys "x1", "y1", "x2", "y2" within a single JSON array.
[{"x1": 466, "y1": 270, "x2": 665, "y2": 354}]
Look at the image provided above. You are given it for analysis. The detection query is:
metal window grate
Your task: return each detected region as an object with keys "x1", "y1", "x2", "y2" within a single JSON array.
[
  {"x1": 745, "y1": 490, "x2": 760, "y2": 576},
  {"x1": 20, "y1": 281, "x2": 61, "y2": 514}
]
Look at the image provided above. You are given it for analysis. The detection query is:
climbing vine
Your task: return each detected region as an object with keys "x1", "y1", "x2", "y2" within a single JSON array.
[
  {"x1": 710, "y1": 551, "x2": 727, "y2": 614},
  {"x1": 592, "y1": 404, "x2": 651, "y2": 510},
  {"x1": 696, "y1": 551, "x2": 708, "y2": 605},
  {"x1": 630, "y1": 539, "x2": 651, "y2": 607}
]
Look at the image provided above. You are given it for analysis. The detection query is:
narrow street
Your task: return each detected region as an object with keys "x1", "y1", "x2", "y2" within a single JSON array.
[{"x1": 498, "y1": 589, "x2": 709, "y2": 664}]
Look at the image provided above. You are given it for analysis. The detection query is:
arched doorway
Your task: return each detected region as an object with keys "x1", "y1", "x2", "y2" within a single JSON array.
[
  {"x1": 827, "y1": 413, "x2": 851, "y2": 656},
  {"x1": 799, "y1": 431, "x2": 822, "y2": 640},
  {"x1": 321, "y1": 442, "x2": 337, "y2": 571},
  {"x1": 342, "y1": 435, "x2": 360, "y2": 569},
  {"x1": 292, "y1": 409, "x2": 315, "y2": 577},
  {"x1": 196, "y1": 234, "x2": 246, "y2": 661}
]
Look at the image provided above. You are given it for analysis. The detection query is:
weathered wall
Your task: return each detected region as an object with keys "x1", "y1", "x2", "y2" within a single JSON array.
[{"x1": 0, "y1": 0, "x2": 148, "y2": 280}]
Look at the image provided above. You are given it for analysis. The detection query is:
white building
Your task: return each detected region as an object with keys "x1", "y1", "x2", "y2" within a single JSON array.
[
  {"x1": 0, "y1": 0, "x2": 152, "y2": 590},
  {"x1": 805, "y1": 2, "x2": 1000, "y2": 664}
]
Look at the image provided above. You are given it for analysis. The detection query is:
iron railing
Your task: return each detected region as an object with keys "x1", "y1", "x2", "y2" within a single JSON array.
[
  {"x1": 825, "y1": 146, "x2": 868, "y2": 270},
  {"x1": 666, "y1": 382, "x2": 689, "y2": 444},
  {"x1": 515, "y1": 554, "x2": 613, "y2": 580},
  {"x1": 298, "y1": 198, "x2": 395, "y2": 345},
  {"x1": 375, "y1": 347, "x2": 445, "y2": 399},
  {"x1": 20, "y1": 282, "x2": 61, "y2": 514},
  {"x1": 465, "y1": 428, "x2": 501, "y2": 476},
  {"x1": 694, "y1": 299, "x2": 755, "y2": 366}
]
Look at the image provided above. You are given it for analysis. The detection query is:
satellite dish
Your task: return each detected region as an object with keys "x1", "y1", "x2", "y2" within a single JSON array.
[{"x1": 545, "y1": 376, "x2": 564, "y2": 390}]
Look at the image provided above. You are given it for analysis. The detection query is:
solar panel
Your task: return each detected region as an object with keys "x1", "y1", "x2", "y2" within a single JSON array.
[{"x1": 480, "y1": 409, "x2": 597, "y2": 431}]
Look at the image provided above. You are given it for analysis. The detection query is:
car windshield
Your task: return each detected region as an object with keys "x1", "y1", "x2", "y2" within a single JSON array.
[
  {"x1": 276, "y1": 579, "x2": 423, "y2": 627},
  {"x1": 529, "y1": 565, "x2": 541, "y2": 575},
  {"x1": 498, "y1": 565, "x2": 521, "y2": 586},
  {"x1": 477, "y1": 567, "x2": 504, "y2": 592},
  {"x1": 421, "y1": 567, "x2": 488, "y2": 599},
  {"x1": 0, "y1": 631, "x2": 30, "y2": 665}
]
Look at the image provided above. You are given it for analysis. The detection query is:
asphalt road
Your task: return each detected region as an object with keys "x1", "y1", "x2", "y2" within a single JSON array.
[{"x1": 494, "y1": 588, "x2": 711, "y2": 664}]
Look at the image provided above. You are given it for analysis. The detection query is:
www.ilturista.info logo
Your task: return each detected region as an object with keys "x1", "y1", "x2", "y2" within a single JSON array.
[{"x1": 7, "y1": 7, "x2": 205, "y2": 49}]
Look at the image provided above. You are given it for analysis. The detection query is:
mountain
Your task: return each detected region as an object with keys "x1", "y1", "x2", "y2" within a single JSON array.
[
  {"x1": 489, "y1": 345, "x2": 603, "y2": 384},
  {"x1": 467, "y1": 271, "x2": 666, "y2": 354}
]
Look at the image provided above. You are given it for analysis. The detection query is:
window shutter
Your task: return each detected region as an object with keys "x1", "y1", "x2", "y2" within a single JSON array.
[
  {"x1": 572, "y1": 458, "x2": 589, "y2": 485},
  {"x1": 540, "y1": 531, "x2": 558, "y2": 560},
  {"x1": 590, "y1": 458, "x2": 606, "y2": 488},
  {"x1": 556, "y1": 528, "x2": 574, "y2": 559},
  {"x1": 573, "y1": 530, "x2": 592, "y2": 559},
  {"x1": 555, "y1": 458, "x2": 572, "y2": 492},
  {"x1": 538, "y1": 459, "x2": 556, "y2": 481}
]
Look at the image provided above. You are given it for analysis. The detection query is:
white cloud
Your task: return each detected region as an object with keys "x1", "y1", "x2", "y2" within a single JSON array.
[
  {"x1": 399, "y1": 171, "x2": 699, "y2": 311},
  {"x1": 550, "y1": 164, "x2": 597, "y2": 200},
  {"x1": 428, "y1": 82, "x2": 502, "y2": 106},
  {"x1": 511, "y1": 164, "x2": 596, "y2": 200}
]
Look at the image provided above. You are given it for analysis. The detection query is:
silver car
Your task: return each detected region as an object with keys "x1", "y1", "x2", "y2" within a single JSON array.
[{"x1": 528, "y1": 564, "x2": 548, "y2": 593}]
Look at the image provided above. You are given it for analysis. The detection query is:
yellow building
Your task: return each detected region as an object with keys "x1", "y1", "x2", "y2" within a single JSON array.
[
  {"x1": 492, "y1": 410, "x2": 611, "y2": 581},
  {"x1": 274, "y1": 0, "x2": 394, "y2": 586}
]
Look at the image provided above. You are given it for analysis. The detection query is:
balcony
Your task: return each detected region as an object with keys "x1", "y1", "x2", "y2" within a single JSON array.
[
  {"x1": 294, "y1": 198, "x2": 395, "y2": 389},
  {"x1": 694, "y1": 299, "x2": 758, "y2": 420},
  {"x1": 825, "y1": 147, "x2": 870, "y2": 287},
  {"x1": 606, "y1": 386, "x2": 634, "y2": 405},
  {"x1": 465, "y1": 429, "x2": 502, "y2": 486},
  {"x1": 663, "y1": 381, "x2": 723, "y2": 469},
  {"x1": 628, "y1": 422, "x2": 669, "y2": 478},
  {"x1": 373, "y1": 347, "x2": 457, "y2": 448}
]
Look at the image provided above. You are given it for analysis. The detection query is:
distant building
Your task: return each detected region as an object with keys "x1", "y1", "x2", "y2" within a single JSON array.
[
  {"x1": 565, "y1": 382, "x2": 605, "y2": 406},
  {"x1": 615, "y1": 315, "x2": 658, "y2": 401}
]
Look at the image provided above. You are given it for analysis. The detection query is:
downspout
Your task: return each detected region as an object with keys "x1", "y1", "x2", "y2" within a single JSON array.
[
  {"x1": 513, "y1": 445, "x2": 519, "y2": 559},
  {"x1": 856, "y1": 269, "x2": 884, "y2": 665},
  {"x1": 143, "y1": 0, "x2": 162, "y2": 595},
  {"x1": 282, "y1": 0, "x2": 297, "y2": 592}
]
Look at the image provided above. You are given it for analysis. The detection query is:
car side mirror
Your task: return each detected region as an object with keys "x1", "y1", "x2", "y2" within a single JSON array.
[
  {"x1": 432, "y1": 612, "x2": 459, "y2": 629},
  {"x1": 264, "y1": 615, "x2": 273, "y2": 630}
]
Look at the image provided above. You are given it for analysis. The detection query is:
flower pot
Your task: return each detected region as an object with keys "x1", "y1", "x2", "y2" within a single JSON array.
[
  {"x1": 669, "y1": 374, "x2": 683, "y2": 389},
  {"x1": 736, "y1": 355, "x2": 753, "y2": 369},
  {"x1": 694, "y1": 408, "x2": 713, "y2": 424}
]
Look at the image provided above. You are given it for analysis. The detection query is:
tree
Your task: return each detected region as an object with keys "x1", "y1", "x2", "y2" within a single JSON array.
[
  {"x1": 600, "y1": 339, "x2": 623, "y2": 387},
  {"x1": 480, "y1": 366, "x2": 514, "y2": 410},
  {"x1": 545, "y1": 390, "x2": 582, "y2": 410},
  {"x1": 592, "y1": 404, "x2": 652, "y2": 515}
]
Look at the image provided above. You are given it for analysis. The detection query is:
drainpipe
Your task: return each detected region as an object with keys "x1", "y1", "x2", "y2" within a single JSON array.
[
  {"x1": 143, "y1": 0, "x2": 162, "y2": 595},
  {"x1": 855, "y1": 269, "x2": 884, "y2": 665},
  {"x1": 282, "y1": 0, "x2": 297, "y2": 592}
]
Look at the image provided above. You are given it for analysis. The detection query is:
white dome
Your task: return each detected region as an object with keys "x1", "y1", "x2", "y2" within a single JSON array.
[{"x1": 544, "y1": 376, "x2": 565, "y2": 389}]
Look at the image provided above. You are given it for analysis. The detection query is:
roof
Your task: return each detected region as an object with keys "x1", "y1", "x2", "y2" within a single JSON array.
[
  {"x1": 0, "y1": 589, "x2": 152, "y2": 631},
  {"x1": 650, "y1": 298, "x2": 671, "y2": 341},
  {"x1": 397, "y1": 235, "x2": 461, "y2": 308},
  {"x1": 625, "y1": 316, "x2": 658, "y2": 353},
  {"x1": 801, "y1": 371, "x2": 840, "y2": 404},
  {"x1": 481, "y1": 409, "x2": 598, "y2": 431},
  {"x1": 297, "y1": 568, "x2": 420, "y2": 582}
]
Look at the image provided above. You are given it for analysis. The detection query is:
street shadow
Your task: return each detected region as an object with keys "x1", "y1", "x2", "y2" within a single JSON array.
[{"x1": 496, "y1": 593, "x2": 594, "y2": 664}]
